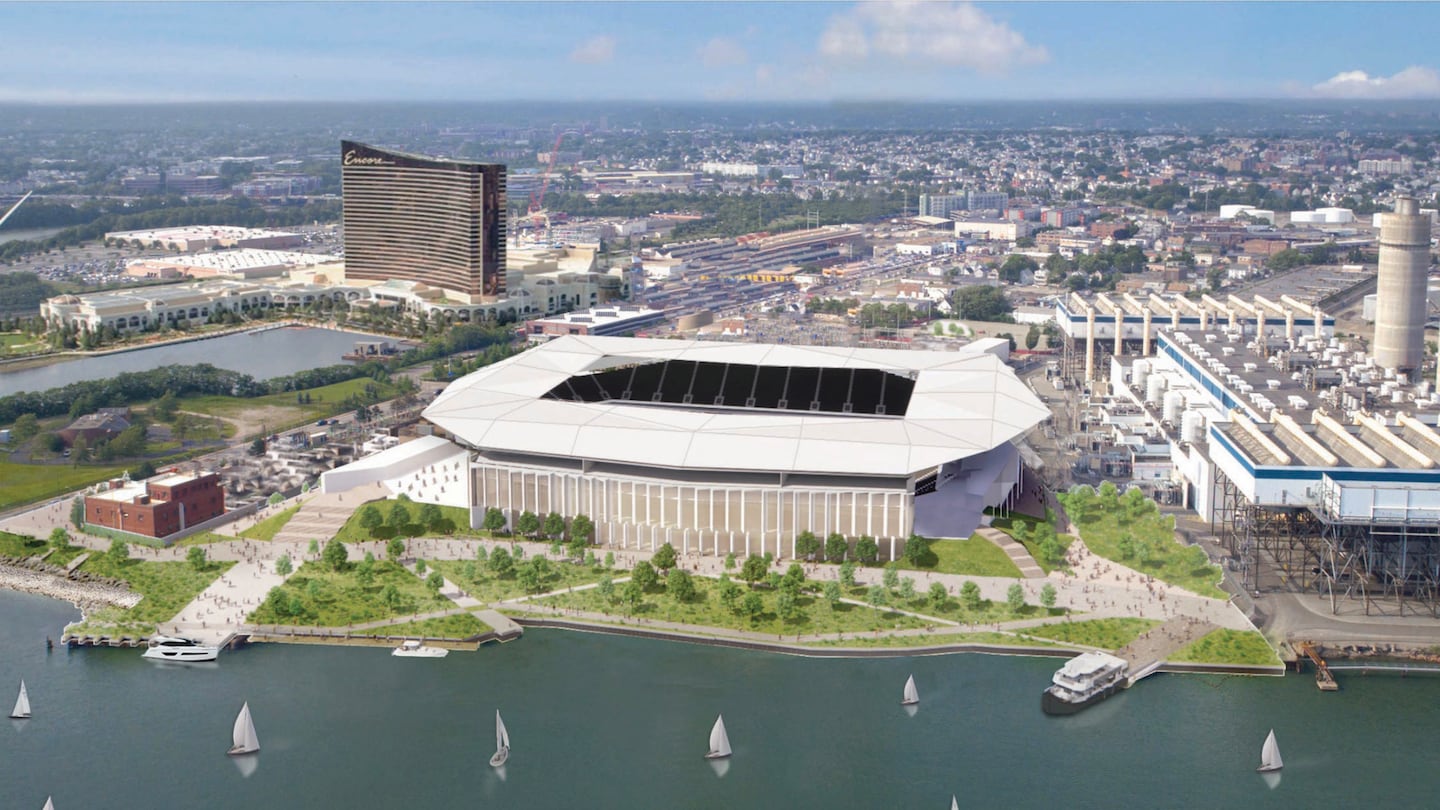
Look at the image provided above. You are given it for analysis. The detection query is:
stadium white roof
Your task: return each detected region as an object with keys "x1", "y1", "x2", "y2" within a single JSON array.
[{"x1": 423, "y1": 336, "x2": 1049, "y2": 477}]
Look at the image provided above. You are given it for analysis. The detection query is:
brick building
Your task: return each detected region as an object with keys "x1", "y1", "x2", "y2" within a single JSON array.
[{"x1": 84, "y1": 471, "x2": 225, "y2": 540}]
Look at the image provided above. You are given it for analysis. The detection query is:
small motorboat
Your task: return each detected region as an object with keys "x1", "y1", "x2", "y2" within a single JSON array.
[{"x1": 142, "y1": 635, "x2": 219, "y2": 663}]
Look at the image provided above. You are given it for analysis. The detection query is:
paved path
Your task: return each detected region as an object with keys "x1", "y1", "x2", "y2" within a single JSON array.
[
  {"x1": 1117, "y1": 616, "x2": 1218, "y2": 682},
  {"x1": 165, "y1": 559, "x2": 293, "y2": 646},
  {"x1": 975, "y1": 527, "x2": 1046, "y2": 579}
]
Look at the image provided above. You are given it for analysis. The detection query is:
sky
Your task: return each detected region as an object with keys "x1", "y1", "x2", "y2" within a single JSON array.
[{"x1": 3, "y1": 1, "x2": 1440, "y2": 104}]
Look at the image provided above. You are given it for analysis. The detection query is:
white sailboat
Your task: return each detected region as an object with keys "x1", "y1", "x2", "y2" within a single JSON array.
[
  {"x1": 901, "y1": 674, "x2": 920, "y2": 706},
  {"x1": 1256, "y1": 728, "x2": 1283, "y2": 772},
  {"x1": 42, "y1": 797, "x2": 54, "y2": 810},
  {"x1": 10, "y1": 680, "x2": 30, "y2": 719},
  {"x1": 489, "y1": 710, "x2": 510, "y2": 767},
  {"x1": 228, "y1": 702, "x2": 260, "y2": 756},
  {"x1": 950, "y1": 796, "x2": 959, "y2": 810},
  {"x1": 705, "y1": 714, "x2": 732, "y2": 760}
]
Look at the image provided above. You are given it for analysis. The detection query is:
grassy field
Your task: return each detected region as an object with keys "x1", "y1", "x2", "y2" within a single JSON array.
[
  {"x1": 536, "y1": 576, "x2": 932, "y2": 636},
  {"x1": 333, "y1": 499, "x2": 479, "y2": 543},
  {"x1": 79, "y1": 554, "x2": 235, "y2": 624},
  {"x1": 1020, "y1": 618, "x2": 1161, "y2": 649},
  {"x1": 1058, "y1": 487, "x2": 1226, "y2": 599},
  {"x1": 989, "y1": 513, "x2": 1074, "y2": 574},
  {"x1": 240, "y1": 505, "x2": 301, "y2": 541},
  {"x1": 803, "y1": 631, "x2": 1061, "y2": 649},
  {"x1": 354, "y1": 613, "x2": 489, "y2": 639},
  {"x1": 1169, "y1": 629, "x2": 1283, "y2": 666},
  {"x1": 1, "y1": 333, "x2": 44, "y2": 354},
  {"x1": 179, "y1": 377, "x2": 398, "y2": 429},
  {"x1": 0, "y1": 459, "x2": 130, "y2": 512},
  {"x1": 431, "y1": 557, "x2": 616, "y2": 602},
  {"x1": 0, "y1": 530, "x2": 48, "y2": 558},
  {"x1": 894, "y1": 536, "x2": 1022, "y2": 578},
  {"x1": 64, "y1": 605, "x2": 159, "y2": 639},
  {"x1": 248, "y1": 560, "x2": 453, "y2": 627},
  {"x1": 875, "y1": 583, "x2": 1064, "y2": 625}
]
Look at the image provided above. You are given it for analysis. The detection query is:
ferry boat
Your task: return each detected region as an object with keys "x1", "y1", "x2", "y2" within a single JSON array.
[
  {"x1": 392, "y1": 639, "x2": 449, "y2": 658},
  {"x1": 142, "y1": 635, "x2": 219, "y2": 663},
  {"x1": 1041, "y1": 652, "x2": 1128, "y2": 715}
]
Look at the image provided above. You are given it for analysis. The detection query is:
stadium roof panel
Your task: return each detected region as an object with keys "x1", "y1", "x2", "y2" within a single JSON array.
[{"x1": 424, "y1": 336, "x2": 1048, "y2": 477}]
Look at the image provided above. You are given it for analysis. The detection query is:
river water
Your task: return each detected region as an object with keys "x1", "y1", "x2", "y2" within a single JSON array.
[
  {"x1": 0, "y1": 327, "x2": 391, "y2": 395},
  {"x1": 2, "y1": 590, "x2": 1438, "y2": 809}
]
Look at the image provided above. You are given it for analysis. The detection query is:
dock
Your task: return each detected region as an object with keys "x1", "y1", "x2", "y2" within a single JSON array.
[
  {"x1": 1296, "y1": 641, "x2": 1340, "y2": 691},
  {"x1": 1116, "y1": 617, "x2": 1218, "y2": 687}
]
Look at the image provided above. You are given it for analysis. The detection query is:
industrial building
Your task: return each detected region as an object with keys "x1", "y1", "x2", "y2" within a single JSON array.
[
  {"x1": 104, "y1": 226, "x2": 304, "y2": 252},
  {"x1": 341, "y1": 140, "x2": 507, "y2": 300},
  {"x1": 411, "y1": 336, "x2": 1049, "y2": 559},
  {"x1": 84, "y1": 470, "x2": 226, "y2": 540}
]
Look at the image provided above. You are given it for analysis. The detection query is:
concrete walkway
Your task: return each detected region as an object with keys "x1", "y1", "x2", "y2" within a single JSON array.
[
  {"x1": 975, "y1": 527, "x2": 1046, "y2": 579},
  {"x1": 165, "y1": 558, "x2": 293, "y2": 646}
]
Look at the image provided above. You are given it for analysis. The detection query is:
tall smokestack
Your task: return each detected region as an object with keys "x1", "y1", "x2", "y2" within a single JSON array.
[{"x1": 1373, "y1": 197, "x2": 1432, "y2": 372}]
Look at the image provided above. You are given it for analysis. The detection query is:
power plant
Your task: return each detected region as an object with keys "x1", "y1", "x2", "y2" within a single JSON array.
[{"x1": 1372, "y1": 197, "x2": 1433, "y2": 373}]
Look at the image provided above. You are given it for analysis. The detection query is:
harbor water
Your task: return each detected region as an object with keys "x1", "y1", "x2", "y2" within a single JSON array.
[
  {"x1": 0, "y1": 327, "x2": 392, "y2": 395},
  {"x1": 3, "y1": 590, "x2": 1439, "y2": 808}
]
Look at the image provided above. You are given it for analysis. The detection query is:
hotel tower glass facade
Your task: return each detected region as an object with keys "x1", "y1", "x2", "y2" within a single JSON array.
[{"x1": 340, "y1": 140, "x2": 507, "y2": 299}]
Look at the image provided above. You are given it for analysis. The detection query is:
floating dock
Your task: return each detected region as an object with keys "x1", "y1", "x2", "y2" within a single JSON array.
[{"x1": 1296, "y1": 641, "x2": 1339, "y2": 691}]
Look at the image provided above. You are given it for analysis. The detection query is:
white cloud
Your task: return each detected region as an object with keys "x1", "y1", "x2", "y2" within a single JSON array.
[
  {"x1": 754, "y1": 64, "x2": 775, "y2": 85},
  {"x1": 1310, "y1": 66, "x2": 1440, "y2": 99},
  {"x1": 818, "y1": 1, "x2": 1047, "y2": 73},
  {"x1": 569, "y1": 35, "x2": 616, "y2": 65},
  {"x1": 699, "y1": 37, "x2": 749, "y2": 68}
]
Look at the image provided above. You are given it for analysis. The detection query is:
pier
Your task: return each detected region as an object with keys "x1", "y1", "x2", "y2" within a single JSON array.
[
  {"x1": 1296, "y1": 641, "x2": 1340, "y2": 691},
  {"x1": 1116, "y1": 617, "x2": 1218, "y2": 687}
]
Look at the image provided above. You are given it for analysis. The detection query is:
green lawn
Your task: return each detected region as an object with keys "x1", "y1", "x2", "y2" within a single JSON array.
[
  {"x1": 64, "y1": 605, "x2": 159, "y2": 640},
  {"x1": 170, "y1": 531, "x2": 237, "y2": 547},
  {"x1": 78, "y1": 554, "x2": 235, "y2": 623},
  {"x1": 240, "y1": 505, "x2": 300, "y2": 541},
  {"x1": 249, "y1": 560, "x2": 453, "y2": 627},
  {"x1": 1169, "y1": 629, "x2": 1282, "y2": 667},
  {"x1": 178, "y1": 377, "x2": 399, "y2": 428},
  {"x1": 333, "y1": 499, "x2": 479, "y2": 543},
  {"x1": 989, "y1": 513, "x2": 1074, "y2": 574},
  {"x1": 536, "y1": 576, "x2": 932, "y2": 636},
  {"x1": 0, "y1": 530, "x2": 48, "y2": 558},
  {"x1": 872, "y1": 583, "x2": 1064, "y2": 625},
  {"x1": 1020, "y1": 618, "x2": 1160, "y2": 649},
  {"x1": 431, "y1": 557, "x2": 619, "y2": 603},
  {"x1": 894, "y1": 536, "x2": 1022, "y2": 578},
  {"x1": 0, "y1": 459, "x2": 129, "y2": 512},
  {"x1": 803, "y1": 631, "x2": 1061, "y2": 649},
  {"x1": 1058, "y1": 487, "x2": 1226, "y2": 599},
  {"x1": 354, "y1": 613, "x2": 489, "y2": 639}
]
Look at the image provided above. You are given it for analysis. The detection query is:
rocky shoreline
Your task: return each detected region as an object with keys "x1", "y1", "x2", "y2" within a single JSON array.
[{"x1": 0, "y1": 560, "x2": 140, "y2": 613}]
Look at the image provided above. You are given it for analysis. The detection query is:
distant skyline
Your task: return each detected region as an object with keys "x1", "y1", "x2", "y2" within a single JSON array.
[{"x1": 3, "y1": 2, "x2": 1440, "y2": 104}]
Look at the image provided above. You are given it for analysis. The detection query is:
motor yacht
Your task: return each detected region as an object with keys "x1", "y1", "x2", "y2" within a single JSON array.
[{"x1": 142, "y1": 635, "x2": 219, "y2": 663}]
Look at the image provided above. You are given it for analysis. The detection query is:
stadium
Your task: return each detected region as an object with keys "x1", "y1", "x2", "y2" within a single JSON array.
[{"x1": 419, "y1": 336, "x2": 1050, "y2": 560}]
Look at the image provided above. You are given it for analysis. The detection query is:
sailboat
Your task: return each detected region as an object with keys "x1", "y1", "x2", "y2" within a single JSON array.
[
  {"x1": 950, "y1": 796, "x2": 959, "y2": 810},
  {"x1": 228, "y1": 702, "x2": 260, "y2": 756},
  {"x1": 1256, "y1": 728, "x2": 1283, "y2": 772},
  {"x1": 489, "y1": 710, "x2": 510, "y2": 767},
  {"x1": 42, "y1": 797, "x2": 54, "y2": 810},
  {"x1": 705, "y1": 714, "x2": 732, "y2": 760},
  {"x1": 901, "y1": 674, "x2": 920, "y2": 706},
  {"x1": 10, "y1": 680, "x2": 30, "y2": 719}
]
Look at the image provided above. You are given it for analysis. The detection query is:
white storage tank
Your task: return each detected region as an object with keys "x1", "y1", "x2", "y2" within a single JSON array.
[
  {"x1": 1163, "y1": 390, "x2": 1185, "y2": 423},
  {"x1": 1132, "y1": 359, "x2": 1150, "y2": 389},
  {"x1": 1146, "y1": 374, "x2": 1167, "y2": 405},
  {"x1": 1181, "y1": 410, "x2": 1206, "y2": 444}
]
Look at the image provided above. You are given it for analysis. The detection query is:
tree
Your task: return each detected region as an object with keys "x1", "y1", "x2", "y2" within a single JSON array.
[
  {"x1": 795, "y1": 530, "x2": 821, "y2": 560},
  {"x1": 475, "y1": 544, "x2": 489, "y2": 564},
  {"x1": 1006, "y1": 582, "x2": 1026, "y2": 613},
  {"x1": 426, "y1": 571, "x2": 444, "y2": 595},
  {"x1": 274, "y1": 554, "x2": 293, "y2": 576},
  {"x1": 882, "y1": 563, "x2": 900, "y2": 592},
  {"x1": 1040, "y1": 583, "x2": 1058, "y2": 610},
  {"x1": 488, "y1": 546, "x2": 514, "y2": 577},
  {"x1": 960, "y1": 580, "x2": 982, "y2": 612},
  {"x1": 415, "y1": 558, "x2": 427, "y2": 576},
  {"x1": 517, "y1": 564, "x2": 541, "y2": 593},
  {"x1": 12, "y1": 413, "x2": 39, "y2": 442},
  {"x1": 70, "y1": 497, "x2": 85, "y2": 529},
  {"x1": 823, "y1": 580, "x2": 843, "y2": 608},
  {"x1": 928, "y1": 581, "x2": 948, "y2": 610},
  {"x1": 308, "y1": 539, "x2": 320, "y2": 556},
  {"x1": 723, "y1": 552, "x2": 737, "y2": 570},
  {"x1": 1117, "y1": 533, "x2": 1136, "y2": 560},
  {"x1": 621, "y1": 579, "x2": 644, "y2": 613},
  {"x1": 775, "y1": 588, "x2": 799, "y2": 624},
  {"x1": 903, "y1": 535, "x2": 933, "y2": 567},
  {"x1": 898, "y1": 577, "x2": 917, "y2": 602},
  {"x1": 1024, "y1": 323, "x2": 1041, "y2": 350},
  {"x1": 718, "y1": 573, "x2": 742, "y2": 611},
  {"x1": 187, "y1": 545, "x2": 207, "y2": 570},
  {"x1": 740, "y1": 554, "x2": 768, "y2": 586},
  {"x1": 597, "y1": 576, "x2": 615, "y2": 603},
  {"x1": 652, "y1": 542, "x2": 677, "y2": 573},
  {"x1": 952, "y1": 285, "x2": 1013, "y2": 321},
  {"x1": 632, "y1": 560, "x2": 658, "y2": 590},
  {"x1": 108, "y1": 538, "x2": 128, "y2": 562},
  {"x1": 48, "y1": 527, "x2": 70, "y2": 548},
  {"x1": 249, "y1": 438, "x2": 267, "y2": 457},
  {"x1": 153, "y1": 390, "x2": 179, "y2": 421},
  {"x1": 603, "y1": 551, "x2": 615, "y2": 569},
  {"x1": 389, "y1": 501, "x2": 412, "y2": 530},
  {"x1": 824, "y1": 533, "x2": 848, "y2": 564},
  {"x1": 516, "y1": 510, "x2": 540, "y2": 538},
  {"x1": 386, "y1": 536, "x2": 405, "y2": 562},
  {"x1": 71, "y1": 436, "x2": 90, "y2": 464},
  {"x1": 417, "y1": 503, "x2": 443, "y2": 532},
  {"x1": 322, "y1": 539, "x2": 348, "y2": 571},
  {"x1": 855, "y1": 536, "x2": 879, "y2": 564},
  {"x1": 740, "y1": 591, "x2": 765, "y2": 624},
  {"x1": 482, "y1": 507, "x2": 507, "y2": 535},
  {"x1": 998, "y1": 253, "x2": 1037, "y2": 283},
  {"x1": 543, "y1": 512, "x2": 565, "y2": 540},
  {"x1": 839, "y1": 560, "x2": 857, "y2": 588},
  {"x1": 782, "y1": 563, "x2": 806, "y2": 592},
  {"x1": 866, "y1": 584, "x2": 888, "y2": 610},
  {"x1": 570, "y1": 514, "x2": 594, "y2": 544},
  {"x1": 356, "y1": 556, "x2": 375, "y2": 587},
  {"x1": 667, "y1": 568, "x2": 696, "y2": 602}
]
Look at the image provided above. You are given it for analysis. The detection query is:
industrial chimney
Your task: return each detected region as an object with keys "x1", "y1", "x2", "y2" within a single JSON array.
[{"x1": 1373, "y1": 197, "x2": 1433, "y2": 372}]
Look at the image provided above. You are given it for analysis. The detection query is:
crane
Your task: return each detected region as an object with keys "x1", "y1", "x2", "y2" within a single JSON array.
[{"x1": 526, "y1": 130, "x2": 582, "y2": 238}]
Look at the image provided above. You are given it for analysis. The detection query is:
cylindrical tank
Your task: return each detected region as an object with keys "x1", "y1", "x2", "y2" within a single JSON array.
[
  {"x1": 1146, "y1": 374, "x2": 1167, "y2": 405},
  {"x1": 1163, "y1": 390, "x2": 1184, "y2": 423},
  {"x1": 1374, "y1": 197, "x2": 1433, "y2": 371},
  {"x1": 1181, "y1": 410, "x2": 1205, "y2": 444},
  {"x1": 1132, "y1": 359, "x2": 1150, "y2": 390}
]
